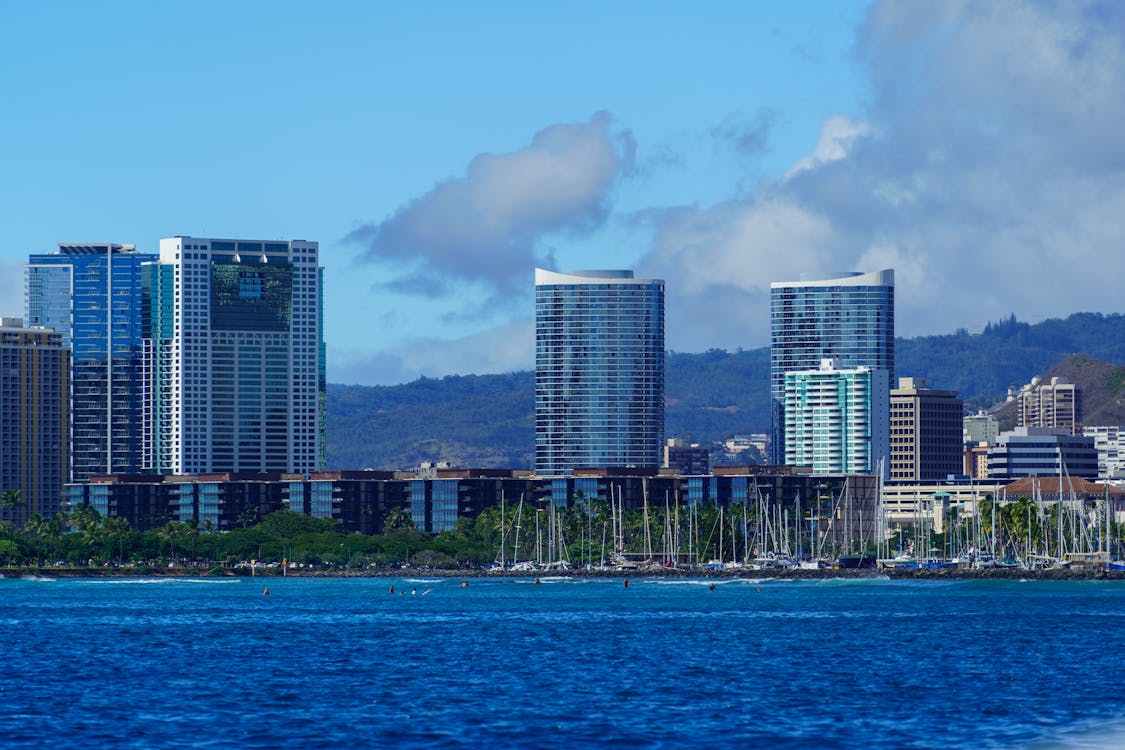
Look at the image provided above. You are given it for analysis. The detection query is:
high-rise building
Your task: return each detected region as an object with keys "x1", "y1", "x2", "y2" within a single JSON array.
[
  {"x1": 1019, "y1": 376, "x2": 1081, "y2": 433},
  {"x1": 142, "y1": 237, "x2": 324, "y2": 475},
  {"x1": 782, "y1": 358, "x2": 889, "y2": 475},
  {"x1": 0, "y1": 318, "x2": 69, "y2": 524},
  {"x1": 889, "y1": 377, "x2": 963, "y2": 482},
  {"x1": 770, "y1": 270, "x2": 894, "y2": 463},
  {"x1": 963, "y1": 442, "x2": 990, "y2": 478},
  {"x1": 535, "y1": 269, "x2": 664, "y2": 476},
  {"x1": 25, "y1": 243, "x2": 157, "y2": 481},
  {"x1": 963, "y1": 410, "x2": 999, "y2": 444},
  {"x1": 664, "y1": 439, "x2": 710, "y2": 475}
]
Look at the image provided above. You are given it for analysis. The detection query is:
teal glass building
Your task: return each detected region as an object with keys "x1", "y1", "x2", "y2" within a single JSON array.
[
  {"x1": 535, "y1": 269, "x2": 665, "y2": 476},
  {"x1": 769, "y1": 270, "x2": 894, "y2": 464},
  {"x1": 26, "y1": 243, "x2": 157, "y2": 481}
]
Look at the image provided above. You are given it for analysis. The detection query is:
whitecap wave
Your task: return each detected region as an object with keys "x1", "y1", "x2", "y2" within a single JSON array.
[{"x1": 75, "y1": 577, "x2": 242, "y2": 585}]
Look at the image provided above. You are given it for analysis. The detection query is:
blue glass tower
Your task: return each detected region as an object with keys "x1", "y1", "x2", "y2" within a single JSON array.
[
  {"x1": 769, "y1": 270, "x2": 895, "y2": 464},
  {"x1": 535, "y1": 269, "x2": 665, "y2": 475},
  {"x1": 26, "y1": 244, "x2": 157, "y2": 481}
]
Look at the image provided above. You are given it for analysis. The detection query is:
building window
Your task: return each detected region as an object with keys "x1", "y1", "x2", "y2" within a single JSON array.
[{"x1": 238, "y1": 271, "x2": 264, "y2": 300}]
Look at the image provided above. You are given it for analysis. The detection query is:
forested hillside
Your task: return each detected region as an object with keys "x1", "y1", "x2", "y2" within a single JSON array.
[
  {"x1": 896, "y1": 313, "x2": 1125, "y2": 407},
  {"x1": 327, "y1": 313, "x2": 1125, "y2": 470}
]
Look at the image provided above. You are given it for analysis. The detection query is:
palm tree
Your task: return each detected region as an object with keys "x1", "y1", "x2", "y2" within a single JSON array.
[
  {"x1": 45, "y1": 511, "x2": 68, "y2": 565},
  {"x1": 1, "y1": 489, "x2": 24, "y2": 528},
  {"x1": 23, "y1": 513, "x2": 48, "y2": 566},
  {"x1": 102, "y1": 517, "x2": 131, "y2": 563},
  {"x1": 383, "y1": 507, "x2": 414, "y2": 531}
]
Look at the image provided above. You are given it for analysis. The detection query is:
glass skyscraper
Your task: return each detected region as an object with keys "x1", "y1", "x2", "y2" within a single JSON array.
[
  {"x1": 769, "y1": 270, "x2": 894, "y2": 464},
  {"x1": 143, "y1": 237, "x2": 324, "y2": 475},
  {"x1": 535, "y1": 269, "x2": 665, "y2": 476},
  {"x1": 26, "y1": 243, "x2": 156, "y2": 481}
]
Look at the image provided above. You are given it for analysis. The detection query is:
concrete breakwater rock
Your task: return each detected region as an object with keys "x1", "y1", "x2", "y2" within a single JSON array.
[{"x1": 5, "y1": 566, "x2": 1124, "y2": 581}]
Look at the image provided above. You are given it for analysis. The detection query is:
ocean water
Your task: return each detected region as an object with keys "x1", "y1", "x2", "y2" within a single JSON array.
[{"x1": 2, "y1": 576, "x2": 1124, "y2": 749}]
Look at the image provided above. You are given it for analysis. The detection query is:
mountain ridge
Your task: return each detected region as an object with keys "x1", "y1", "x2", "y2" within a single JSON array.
[{"x1": 327, "y1": 312, "x2": 1125, "y2": 470}]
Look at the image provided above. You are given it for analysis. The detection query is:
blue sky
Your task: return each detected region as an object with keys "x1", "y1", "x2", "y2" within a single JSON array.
[{"x1": 3, "y1": 1, "x2": 1124, "y2": 385}]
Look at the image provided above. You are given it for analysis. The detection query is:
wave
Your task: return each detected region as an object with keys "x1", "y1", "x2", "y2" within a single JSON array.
[
  {"x1": 644, "y1": 578, "x2": 760, "y2": 586},
  {"x1": 74, "y1": 577, "x2": 243, "y2": 585},
  {"x1": 1030, "y1": 715, "x2": 1125, "y2": 749}
]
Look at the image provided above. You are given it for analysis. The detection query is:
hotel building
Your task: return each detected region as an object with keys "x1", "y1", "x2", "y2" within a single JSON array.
[{"x1": 142, "y1": 237, "x2": 325, "y2": 475}]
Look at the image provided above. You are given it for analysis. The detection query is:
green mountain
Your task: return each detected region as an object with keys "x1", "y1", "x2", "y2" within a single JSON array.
[{"x1": 327, "y1": 312, "x2": 1125, "y2": 470}]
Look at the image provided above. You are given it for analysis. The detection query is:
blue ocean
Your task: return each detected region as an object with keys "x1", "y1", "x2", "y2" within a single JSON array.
[{"x1": 2, "y1": 576, "x2": 1124, "y2": 748}]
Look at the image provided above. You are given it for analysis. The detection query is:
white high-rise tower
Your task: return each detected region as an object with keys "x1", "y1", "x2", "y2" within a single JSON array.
[{"x1": 143, "y1": 236, "x2": 325, "y2": 475}]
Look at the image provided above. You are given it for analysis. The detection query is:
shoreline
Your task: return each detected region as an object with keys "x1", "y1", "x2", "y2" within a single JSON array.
[{"x1": 5, "y1": 565, "x2": 1125, "y2": 581}]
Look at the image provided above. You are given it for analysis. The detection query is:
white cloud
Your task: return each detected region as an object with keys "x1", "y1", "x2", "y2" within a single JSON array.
[
  {"x1": 784, "y1": 115, "x2": 874, "y2": 179},
  {"x1": 346, "y1": 112, "x2": 634, "y2": 295},
  {"x1": 338, "y1": 1, "x2": 1125, "y2": 380},
  {"x1": 637, "y1": 0, "x2": 1125, "y2": 352}
]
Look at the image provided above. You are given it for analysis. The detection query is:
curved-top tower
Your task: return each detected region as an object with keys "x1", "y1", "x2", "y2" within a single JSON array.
[
  {"x1": 769, "y1": 269, "x2": 895, "y2": 465},
  {"x1": 535, "y1": 269, "x2": 664, "y2": 476}
]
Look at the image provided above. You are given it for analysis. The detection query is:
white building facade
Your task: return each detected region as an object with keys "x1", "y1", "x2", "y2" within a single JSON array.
[
  {"x1": 1082, "y1": 425, "x2": 1125, "y2": 480},
  {"x1": 143, "y1": 237, "x2": 324, "y2": 475}
]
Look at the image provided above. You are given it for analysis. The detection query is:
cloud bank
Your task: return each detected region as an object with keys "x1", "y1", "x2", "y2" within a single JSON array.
[
  {"x1": 347, "y1": 112, "x2": 634, "y2": 295},
  {"x1": 339, "y1": 1, "x2": 1125, "y2": 384},
  {"x1": 641, "y1": 0, "x2": 1125, "y2": 351}
]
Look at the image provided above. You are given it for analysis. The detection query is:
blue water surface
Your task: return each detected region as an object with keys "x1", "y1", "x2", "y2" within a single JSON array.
[{"x1": 2, "y1": 575, "x2": 1124, "y2": 749}]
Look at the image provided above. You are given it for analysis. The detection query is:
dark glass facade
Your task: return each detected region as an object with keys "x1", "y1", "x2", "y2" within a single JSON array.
[
  {"x1": 769, "y1": 270, "x2": 895, "y2": 463},
  {"x1": 535, "y1": 269, "x2": 665, "y2": 476},
  {"x1": 26, "y1": 244, "x2": 156, "y2": 481},
  {"x1": 986, "y1": 429, "x2": 1099, "y2": 479}
]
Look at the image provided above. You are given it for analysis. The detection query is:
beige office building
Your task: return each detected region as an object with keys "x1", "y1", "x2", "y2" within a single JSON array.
[{"x1": 889, "y1": 377, "x2": 963, "y2": 482}]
